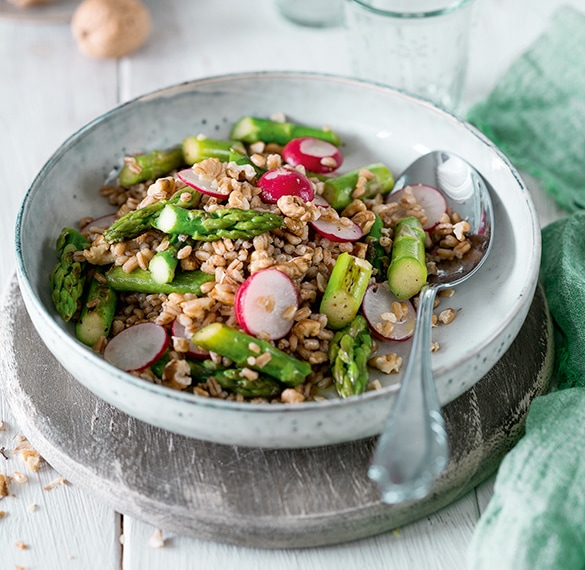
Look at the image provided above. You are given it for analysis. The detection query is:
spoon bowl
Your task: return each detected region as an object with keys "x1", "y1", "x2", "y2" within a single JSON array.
[{"x1": 368, "y1": 151, "x2": 494, "y2": 504}]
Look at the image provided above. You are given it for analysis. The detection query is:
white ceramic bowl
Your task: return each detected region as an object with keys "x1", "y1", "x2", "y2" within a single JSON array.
[{"x1": 15, "y1": 72, "x2": 540, "y2": 448}]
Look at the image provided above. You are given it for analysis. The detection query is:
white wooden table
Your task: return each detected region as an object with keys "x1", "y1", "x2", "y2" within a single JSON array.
[{"x1": 0, "y1": 0, "x2": 574, "y2": 567}]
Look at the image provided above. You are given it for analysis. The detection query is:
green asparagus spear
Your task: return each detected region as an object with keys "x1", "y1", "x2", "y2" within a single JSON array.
[
  {"x1": 230, "y1": 116, "x2": 340, "y2": 146},
  {"x1": 366, "y1": 213, "x2": 390, "y2": 279},
  {"x1": 106, "y1": 266, "x2": 213, "y2": 295},
  {"x1": 182, "y1": 136, "x2": 246, "y2": 165},
  {"x1": 188, "y1": 359, "x2": 281, "y2": 397},
  {"x1": 387, "y1": 216, "x2": 427, "y2": 299},
  {"x1": 49, "y1": 228, "x2": 91, "y2": 322},
  {"x1": 322, "y1": 163, "x2": 395, "y2": 211},
  {"x1": 119, "y1": 146, "x2": 185, "y2": 187},
  {"x1": 153, "y1": 205, "x2": 283, "y2": 241},
  {"x1": 329, "y1": 315, "x2": 373, "y2": 398},
  {"x1": 103, "y1": 188, "x2": 201, "y2": 243},
  {"x1": 320, "y1": 252, "x2": 373, "y2": 330},
  {"x1": 191, "y1": 323, "x2": 312, "y2": 386},
  {"x1": 209, "y1": 368, "x2": 282, "y2": 398},
  {"x1": 76, "y1": 272, "x2": 118, "y2": 346},
  {"x1": 187, "y1": 358, "x2": 221, "y2": 380}
]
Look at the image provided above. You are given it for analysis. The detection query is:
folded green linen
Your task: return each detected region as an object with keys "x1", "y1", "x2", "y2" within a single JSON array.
[
  {"x1": 466, "y1": 7, "x2": 585, "y2": 569},
  {"x1": 468, "y1": 214, "x2": 585, "y2": 569},
  {"x1": 467, "y1": 6, "x2": 585, "y2": 213}
]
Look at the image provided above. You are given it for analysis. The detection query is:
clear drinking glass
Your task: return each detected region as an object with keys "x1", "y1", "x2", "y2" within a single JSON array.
[
  {"x1": 276, "y1": 0, "x2": 343, "y2": 28},
  {"x1": 344, "y1": 0, "x2": 477, "y2": 111}
]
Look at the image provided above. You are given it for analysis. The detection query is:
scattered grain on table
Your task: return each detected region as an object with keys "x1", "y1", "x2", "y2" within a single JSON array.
[{"x1": 148, "y1": 528, "x2": 165, "y2": 548}]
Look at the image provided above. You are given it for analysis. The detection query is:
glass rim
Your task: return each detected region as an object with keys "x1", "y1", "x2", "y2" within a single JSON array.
[{"x1": 345, "y1": 0, "x2": 475, "y2": 18}]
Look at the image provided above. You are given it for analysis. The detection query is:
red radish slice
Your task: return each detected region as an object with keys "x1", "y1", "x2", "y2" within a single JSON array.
[
  {"x1": 386, "y1": 184, "x2": 447, "y2": 230},
  {"x1": 282, "y1": 137, "x2": 344, "y2": 174},
  {"x1": 234, "y1": 268, "x2": 299, "y2": 340},
  {"x1": 171, "y1": 319, "x2": 209, "y2": 360},
  {"x1": 362, "y1": 282, "x2": 416, "y2": 341},
  {"x1": 311, "y1": 216, "x2": 364, "y2": 242},
  {"x1": 257, "y1": 167, "x2": 314, "y2": 204},
  {"x1": 81, "y1": 212, "x2": 117, "y2": 231},
  {"x1": 104, "y1": 322, "x2": 169, "y2": 371},
  {"x1": 312, "y1": 194, "x2": 331, "y2": 208},
  {"x1": 177, "y1": 168, "x2": 230, "y2": 200}
]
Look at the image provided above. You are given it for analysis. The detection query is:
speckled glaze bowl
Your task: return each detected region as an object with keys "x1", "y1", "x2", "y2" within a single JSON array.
[{"x1": 15, "y1": 72, "x2": 540, "y2": 448}]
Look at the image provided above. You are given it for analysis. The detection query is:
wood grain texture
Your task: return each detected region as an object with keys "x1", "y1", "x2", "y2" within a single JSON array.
[
  {"x1": 0, "y1": 277, "x2": 553, "y2": 549},
  {"x1": 0, "y1": 341, "x2": 121, "y2": 570}
]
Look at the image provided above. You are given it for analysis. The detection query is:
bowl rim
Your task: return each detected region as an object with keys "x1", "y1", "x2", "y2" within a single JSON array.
[{"x1": 14, "y1": 70, "x2": 541, "y2": 416}]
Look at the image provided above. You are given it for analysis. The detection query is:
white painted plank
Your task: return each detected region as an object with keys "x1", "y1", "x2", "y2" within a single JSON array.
[
  {"x1": 0, "y1": 396, "x2": 121, "y2": 569},
  {"x1": 0, "y1": 16, "x2": 121, "y2": 570},
  {"x1": 0, "y1": 19, "x2": 118, "y2": 289},
  {"x1": 122, "y1": 492, "x2": 475, "y2": 570},
  {"x1": 119, "y1": 0, "x2": 351, "y2": 103}
]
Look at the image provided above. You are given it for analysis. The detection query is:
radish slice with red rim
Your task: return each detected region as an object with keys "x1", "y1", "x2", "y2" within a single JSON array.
[
  {"x1": 362, "y1": 282, "x2": 416, "y2": 341},
  {"x1": 311, "y1": 216, "x2": 364, "y2": 242},
  {"x1": 177, "y1": 168, "x2": 230, "y2": 200},
  {"x1": 104, "y1": 322, "x2": 169, "y2": 371},
  {"x1": 171, "y1": 319, "x2": 209, "y2": 360},
  {"x1": 234, "y1": 268, "x2": 299, "y2": 340},
  {"x1": 81, "y1": 212, "x2": 117, "y2": 231},
  {"x1": 312, "y1": 194, "x2": 331, "y2": 208},
  {"x1": 386, "y1": 184, "x2": 447, "y2": 230},
  {"x1": 282, "y1": 137, "x2": 344, "y2": 174},
  {"x1": 257, "y1": 167, "x2": 314, "y2": 204}
]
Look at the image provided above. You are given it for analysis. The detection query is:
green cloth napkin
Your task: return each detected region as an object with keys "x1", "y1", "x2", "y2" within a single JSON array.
[
  {"x1": 466, "y1": 6, "x2": 585, "y2": 569},
  {"x1": 467, "y1": 6, "x2": 585, "y2": 213},
  {"x1": 468, "y1": 214, "x2": 585, "y2": 569}
]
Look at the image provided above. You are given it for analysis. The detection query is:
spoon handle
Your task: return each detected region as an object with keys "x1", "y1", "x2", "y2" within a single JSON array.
[{"x1": 368, "y1": 284, "x2": 449, "y2": 504}]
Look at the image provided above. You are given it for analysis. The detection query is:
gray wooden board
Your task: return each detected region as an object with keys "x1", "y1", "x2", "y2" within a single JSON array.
[{"x1": 0, "y1": 276, "x2": 553, "y2": 549}]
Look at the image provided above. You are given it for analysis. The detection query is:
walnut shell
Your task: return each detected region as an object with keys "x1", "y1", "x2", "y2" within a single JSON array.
[{"x1": 71, "y1": 0, "x2": 151, "y2": 59}]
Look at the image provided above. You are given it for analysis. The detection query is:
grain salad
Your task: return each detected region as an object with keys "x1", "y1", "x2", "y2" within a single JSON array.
[{"x1": 50, "y1": 115, "x2": 467, "y2": 404}]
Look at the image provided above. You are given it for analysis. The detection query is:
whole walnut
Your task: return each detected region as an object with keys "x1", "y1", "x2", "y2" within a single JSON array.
[
  {"x1": 71, "y1": 0, "x2": 151, "y2": 59},
  {"x1": 7, "y1": 0, "x2": 54, "y2": 6}
]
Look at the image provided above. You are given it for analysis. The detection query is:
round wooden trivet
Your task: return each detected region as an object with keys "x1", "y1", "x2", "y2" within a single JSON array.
[{"x1": 0, "y1": 276, "x2": 553, "y2": 548}]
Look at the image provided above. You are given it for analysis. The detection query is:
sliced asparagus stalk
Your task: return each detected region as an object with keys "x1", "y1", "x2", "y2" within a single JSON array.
[
  {"x1": 103, "y1": 188, "x2": 200, "y2": 243},
  {"x1": 150, "y1": 351, "x2": 171, "y2": 379},
  {"x1": 320, "y1": 252, "x2": 373, "y2": 330},
  {"x1": 153, "y1": 205, "x2": 283, "y2": 241},
  {"x1": 76, "y1": 272, "x2": 118, "y2": 347},
  {"x1": 191, "y1": 323, "x2": 312, "y2": 386},
  {"x1": 148, "y1": 248, "x2": 180, "y2": 285},
  {"x1": 182, "y1": 136, "x2": 246, "y2": 165},
  {"x1": 148, "y1": 236, "x2": 191, "y2": 285},
  {"x1": 230, "y1": 116, "x2": 340, "y2": 146},
  {"x1": 322, "y1": 163, "x2": 395, "y2": 211},
  {"x1": 49, "y1": 228, "x2": 91, "y2": 322},
  {"x1": 228, "y1": 146, "x2": 265, "y2": 175},
  {"x1": 387, "y1": 216, "x2": 427, "y2": 299},
  {"x1": 329, "y1": 315, "x2": 373, "y2": 398},
  {"x1": 119, "y1": 146, "x2": 185, "y2": 188},
  {"x1": 106, "y1": 267, "x2": 213, "y2": 296}
]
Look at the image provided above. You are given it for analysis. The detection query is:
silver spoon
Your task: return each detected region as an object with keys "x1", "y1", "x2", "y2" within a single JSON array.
[{"x1": 368, "y1": 150, "x2": 494, "y2": 504}]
